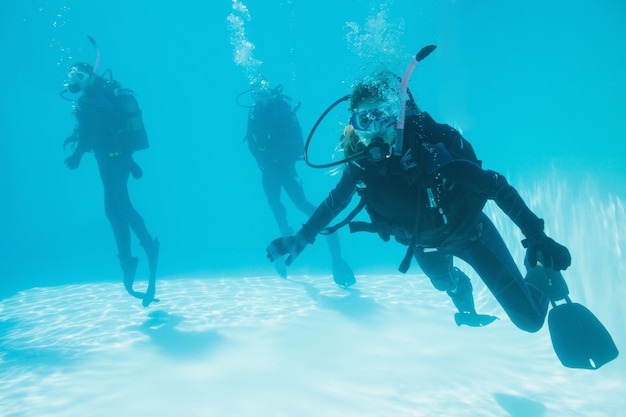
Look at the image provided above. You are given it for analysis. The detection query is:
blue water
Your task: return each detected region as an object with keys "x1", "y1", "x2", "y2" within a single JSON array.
[{"x1": 1, "y1": 1, "x2": 625, "y2": 415}]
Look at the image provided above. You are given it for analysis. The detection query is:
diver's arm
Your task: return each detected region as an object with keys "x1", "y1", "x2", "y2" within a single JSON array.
[
  {"x1": 300, "y1": 166, "x2": 358, "y2": 242},
  {"x1": 245, "y1": 114, "x2": 262, "y2": 158},
  {"x1": 439, "y1": 159, "x2": 570, "y2": 269},
  {"x1": 266, "y1": 166, "x2": 357, "y2": 265},
  {"x1": 488, "y1": 172, "x2": 544, "y2": 237},
  {"x1": 437, "y1": 160, "x2": 543, "y2": 237},
  {"x1": 64, "y1": 127, "x2": 90, "y2": 170}
]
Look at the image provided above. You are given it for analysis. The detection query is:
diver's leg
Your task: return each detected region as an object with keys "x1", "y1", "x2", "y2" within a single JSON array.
[
  {"x1": 133, "y1": 218, "x2": 159, "y2": 307},
  {"x1": 113, "y1": 158, "x2": 159, "y2": 307},
  {"x1": 99, "y1": 159, "x2": 141, "y2": 298},
  {"x1": 280, "y1": 162, "x2": 317, "y2": 216},
  {"x1": 457, "y1": 213, "x2": 549, "y2": 333},
  {"x1": 324, "y1": 232, "x2": 356, "y2": 288},
  {"x1": 120, "y1": 180, "x2": 158, "y2": 290},
  {"x1": 413, "y1": 249, "x2": 477, "y2": 315},
  {"x1": 261, "y1": 168, "x2": 292, "y2": 236},
  {"x1": 100, "y1": 161, "x2": 132, "y2": 258}
]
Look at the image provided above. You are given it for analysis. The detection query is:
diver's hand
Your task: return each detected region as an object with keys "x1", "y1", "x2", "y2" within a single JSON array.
[
  {"x1": 522, "y1": 232, "x2": 571, "y2": 271},
  {"x1": 130, "y1": 160, "x2": 143, "y2": 179},
  {"x1": 65, "y1": 153, "x2": 82, "y2": 170},
  {"x1": 266, "y1": 231, "x2": 310, "y2": 266}
]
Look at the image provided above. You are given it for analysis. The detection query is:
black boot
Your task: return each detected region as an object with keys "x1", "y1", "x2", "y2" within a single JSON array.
[
  {"x1": 447, "y1": 268, "x2": 498, "y2": 327},
  {"x1": 446, "y1": 268, "x2": 476, "y2": 315},
  {"x1": 524, "y1": 253, "x2": 569, "y2": 302}
]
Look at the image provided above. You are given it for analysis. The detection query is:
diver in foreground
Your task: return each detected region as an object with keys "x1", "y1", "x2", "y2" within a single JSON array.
[
  {"x1": 267, "y1": 46, "x2": 618, "y2": 369},
  {"x1": 62, "y1": 38, "x2": 159, "y2": 307}
]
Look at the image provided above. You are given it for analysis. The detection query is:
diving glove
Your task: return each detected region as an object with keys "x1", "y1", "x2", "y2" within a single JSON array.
[
  {"x1": 522, "y1": 232, "x2": 571, "y2": 271},
  {"x1": 266, "y1": 230, "x2": 311, "y2": 266},
  {"x1": 65, "y1": 153, "x2": 82, "y2": 170}
]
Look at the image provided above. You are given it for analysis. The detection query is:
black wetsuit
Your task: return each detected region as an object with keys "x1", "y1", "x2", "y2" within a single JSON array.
[
  {"x1": 70, "y1": 81, "x2": 154, "y2": 262},
  {"x1": 299, "y1": 113, "x2": 550, "y2": 332},
  {"x1": 246, "y1": 96, "x2": 315, "y2": 235}
]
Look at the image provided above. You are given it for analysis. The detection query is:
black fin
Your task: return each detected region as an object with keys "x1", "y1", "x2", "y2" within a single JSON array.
[
  {"x1": 548, "y1": 300, "x2": 619, "y2": 369},
  {"x1": 454, "y1": 312, "x2": 498, "y2": 327}
]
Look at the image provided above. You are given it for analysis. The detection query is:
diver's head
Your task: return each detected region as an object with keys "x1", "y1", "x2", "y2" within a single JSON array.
[
  {"x1": 250, "y1": 80, "x2": 283, "y2": 107},
  {"x1": 349, "y1": 72, "x2": 401, "y2": 113},
  {"x1": 64, "y1": 62, "x2": 95, "y2": 94},
  {"x1": 345, "y1": 72, "x2": 401, "y2": 162}
]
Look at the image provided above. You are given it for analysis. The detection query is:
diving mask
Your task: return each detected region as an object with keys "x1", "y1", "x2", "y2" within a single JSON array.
[
  {"x1": 349, "y1": 106, "x2": 397, "y2": 162},
  {"x1": 65, "y1": 66, "x2": 93, "y2": 93},
  {"x1": 350, "y1": 108, "x2": 396, "y2": 132}
]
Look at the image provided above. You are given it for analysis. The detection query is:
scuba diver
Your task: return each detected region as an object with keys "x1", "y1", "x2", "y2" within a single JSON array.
[
  {"x1": 62, "y1": 55, "x2": 159, "y2": 307},
  {"x1": 266, "y1": 54, "x2": 573, "y2": 330},
  {"x1": 242, "y1": 83, "x2": 355, "y2": 287}
]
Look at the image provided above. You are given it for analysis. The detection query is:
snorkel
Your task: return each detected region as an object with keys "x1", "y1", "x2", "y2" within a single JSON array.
[
  {"x1": 87, "y1": 35, "x2": 101, "y2": 74},
  {"x1": 394, "y1": 44, "x2": 437, "y2": 156},
  {"x1": 304, "y1": 44, "x2": 437, "y2": 168}
]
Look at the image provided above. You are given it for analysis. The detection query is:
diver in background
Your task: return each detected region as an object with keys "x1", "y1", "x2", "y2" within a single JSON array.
[
  {"x1": 243, "y1": 83, "x2": 355, "y2": 287},
  {"x1": 63, "y1": 62, "x2": 159, "y2": 306}
]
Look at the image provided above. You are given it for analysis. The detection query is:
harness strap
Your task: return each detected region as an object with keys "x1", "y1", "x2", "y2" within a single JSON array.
[
  {"x1": 398, "y1": 235, "x2": 417, "y2": 274},
  {"x1": 347, "y1": 217, "x2": 418, "y2": 273},
  {"x1": 347, "y1": 220, "x2": 390, "y2": 241},
  {"x1": 319, "y1": 198, "x2": 366, "y2": 235}
]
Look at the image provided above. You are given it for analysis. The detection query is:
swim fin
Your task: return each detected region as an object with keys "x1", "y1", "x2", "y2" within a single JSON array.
[
  {"x1": 548, "y1": 297, "x2": 619, "y2": 370},
  {"x1": 454, "y1": 312, "x2": 498, "y2": 327},
  {"x1": 142, "y1": 237, "x2": 160, "y2": 307}
]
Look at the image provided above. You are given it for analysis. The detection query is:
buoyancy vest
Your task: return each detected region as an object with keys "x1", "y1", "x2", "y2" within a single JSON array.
[
  {"x1": 246, "y1": 96, "x2": 303, "y2": 165},
  {"x1": 75, "y1": 80, "x2": 149, "y2": 157}
]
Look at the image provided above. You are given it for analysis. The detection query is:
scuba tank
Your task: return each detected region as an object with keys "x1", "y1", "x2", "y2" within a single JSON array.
[{"x1": 114, "y1": 88, "x2": 149, "y2": 153}]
